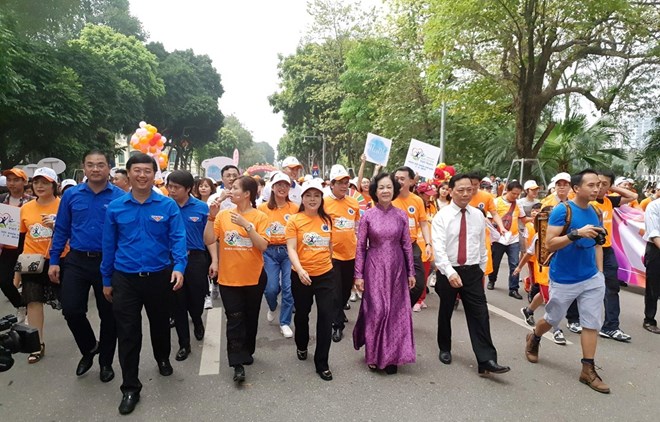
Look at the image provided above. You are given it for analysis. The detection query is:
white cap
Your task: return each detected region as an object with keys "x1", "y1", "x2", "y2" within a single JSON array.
[
  {"x1": 303, "y1": 174, "x2": 313, "y2": 182},
  {"x1": 270, "y1": 171, "x2": 291, "y2": 186},
  {"x1": 0, "y1": 176, "x2": 6, "y2": 187},
  {"x1": 548, "y1": 181, "x2": 555, "y2": 190},
  {"x1": 614, "y1": 177, "x2": 626, "y2": 186},
  {"x1": 329, "y1": 164, "x2": 349, "y2": 181},
  {"x1": 524, "y1": 180, "x2": 539, "y2": 190},
  {"x1": 349, "y1": 177, "x2": 358, "y2": 187},
  {"x1": 33, "y1": 167, "x2": 58, "y2": 183},
  {"x1": 481, "y1": 176, "x2": 491, "y2": 183},
  {"x1": 551, "y1": 172, "x2": 571, "y2": 183},
  {"x1": 61, "y1": 179, "x2": 77, "y2": 189},
  {"x1": 301, "y1": 179, "x2": 325, "y2": 196},
  {"x1": 281, "y1": 156, "x2": 302, "y2": 169}
]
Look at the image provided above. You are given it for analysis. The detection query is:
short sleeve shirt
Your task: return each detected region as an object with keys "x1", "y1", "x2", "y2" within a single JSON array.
[
  {"x1": 20, "y1": 198, "x2": 68, "y2": 259},
  {"x1": 392, "y1": 193, "x2": 428, "y2": 242},
  {"x1": 285, "y1": 213, "x2": 333, "y2": 276},
  {"x1": 323, "y1": 195, "x2": 360, "y2": 261},
  {"x1": 258, "y1": 202, "x2": 299, "y2": 245}
]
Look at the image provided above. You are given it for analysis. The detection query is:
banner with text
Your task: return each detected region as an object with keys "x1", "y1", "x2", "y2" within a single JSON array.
[
  {"x1": 404, "y1": 139, "x2": 441, "y2": 179},
  {"x1": 0, "y1": 204, "x2": 21, "y2": 247},
  {"x1": 363, "y1": 133, "x2": 392, "y2": 167}
]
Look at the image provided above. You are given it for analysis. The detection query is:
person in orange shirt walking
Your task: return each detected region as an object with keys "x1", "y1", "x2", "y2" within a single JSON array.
[
  {"x1": 204, "y1": 176, "x2": 269, "y2": 384},
  {"x1": 285, "y1": 179, "x2": 336, "y2": 381},
  {"x1": 324, "y1": 165, "x2": 360, "y2": 343},
  {"x1": 258, "y1": 172, "x2": 299, "y2": 338}
]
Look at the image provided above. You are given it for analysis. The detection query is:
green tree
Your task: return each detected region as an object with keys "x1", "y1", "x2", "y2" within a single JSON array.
[{"x1": 634, "y1": 117, "x2": 660, "y2": 172}]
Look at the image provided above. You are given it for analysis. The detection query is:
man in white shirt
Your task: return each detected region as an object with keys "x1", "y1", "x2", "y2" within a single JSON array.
[
  {"x1": 206, "y1": 165, "x2": 239, "y2": 210},
  {"x1": 432, "y1": 173, "x2": 510, "y2": 377},
  {"x1": 643, "y1": 194, "x2": 660, "y2": 334}
]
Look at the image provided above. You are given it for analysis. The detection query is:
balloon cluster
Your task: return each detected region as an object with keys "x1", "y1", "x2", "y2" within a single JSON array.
[
  {"x1": 434, "y1": 163, "x2": 456, "y2": 184},
  {"x1": 130, "y1": 121, "x2": 168, "y2": 170}
]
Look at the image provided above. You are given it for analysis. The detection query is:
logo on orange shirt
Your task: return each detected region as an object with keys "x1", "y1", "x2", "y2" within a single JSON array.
[
  {"x1": 303, "y1": 232, "x2": 330, "y2": 247},
  {"x1": 407, "y1": 206, "x2": 416, "y2": 214}
]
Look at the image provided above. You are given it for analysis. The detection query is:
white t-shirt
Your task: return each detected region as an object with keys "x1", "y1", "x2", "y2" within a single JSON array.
[
  {"x1": 207, "y1": 188, "x2": 236, "y2": 210},
  {"x1": 260, "y1": 181, "x2": 302, "y2": 205}
]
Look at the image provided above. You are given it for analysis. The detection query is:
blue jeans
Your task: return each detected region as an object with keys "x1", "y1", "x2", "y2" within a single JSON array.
[
  {"x1": 489, "y1": 241, "x2": 521, "y2": 291},
  {"x1": 263, "y1": 245, "x2": 293, "y2": 326}
]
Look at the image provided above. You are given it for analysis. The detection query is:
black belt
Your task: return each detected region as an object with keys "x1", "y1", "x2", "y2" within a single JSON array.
[
  {"x1": 70, "y1": 249, "x2": 102, "y2": 258},
  {"x1": 118, "y1": 268, "x2": 169, "y2": 278},
  {"x1": 188, "y1": 249, "x2": 207, "y2": 256},
  {"x1": 453, "y1": 264, "x2": 480, "y2": 270}
]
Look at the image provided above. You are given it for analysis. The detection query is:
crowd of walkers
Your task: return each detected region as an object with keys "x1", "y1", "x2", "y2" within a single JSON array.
[{"x1": 2, "y1": 150, "x2": 660, "y2": 414}]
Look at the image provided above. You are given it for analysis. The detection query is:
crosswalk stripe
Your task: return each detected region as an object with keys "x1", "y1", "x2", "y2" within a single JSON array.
[
  {"x1": 487, "y1": 303, "x2": 574, "y2": 345},
  {"x1": 199, "y1": 307, "x2": 223, "y2": 375}
]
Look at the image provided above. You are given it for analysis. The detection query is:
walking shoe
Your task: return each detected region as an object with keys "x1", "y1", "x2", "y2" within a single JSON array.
[
  {"x1": 211, "y1": 284, "x2": 220, "y2": 299},
  {"x1": 421, "y1": 301, "x2": 428, "y2": 309},
  {"x1": 349, "y1": 291, "x2": 357, "y2": 302},
  {"x1": 16, "y1": 307, "x2": 27, "y2": 324},
  {"x1": 344, "y1": 303, "x2": 351, "y2": 310},
  {"x1": 332, "y1": 327, "x2": 343, "y2": 342},
  {"x1": 280, "y1": 325, "x2": 293, "y2": 338},
  {"x1": 525, "y1": 332, "x2": 540, "y2": 363},
  {"x1": 553, "y1": 329, "x2": 567, "y2": 345},
  {"x1": 520, "y1": 307, "x2": 535, "y2": 326},
  {"x1": 643, "y1": 322, "x2": 660, "y2": 334},
  {"x1": 509, "y1": 290, "x2": 523, "y2": 300},
  {"x1": 233, "y1": 365, "x2": 246, "y2": 383},
  {"x1": 267, "y1": 309, "x2": 275, "y2": 322},
  {"x1": 487, "y1": 281, "x2": 495, "y2": 290},
  {"x1": 412, "y1": 303, "x2": 422, "y2": 312},
  {"x1": 579, "y1": 362, "x2": 610, "y2": 394},
  {"x1": 204, "y1": 295, "x2": 213, "y2": 310},
  {"x1": 599, "y1": 329, "x2": 631, "y2": 342},
  {"x1": 356, "y1": 291, "x2": 362, "y2": 300},
  {"x1": 567, "y1": 322, "x2": 582, "y2": 334}
]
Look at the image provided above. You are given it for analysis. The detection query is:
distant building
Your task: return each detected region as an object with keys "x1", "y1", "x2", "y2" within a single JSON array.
[{"x1": 631, "y1": 117, "x2": 657, "y2": 149}]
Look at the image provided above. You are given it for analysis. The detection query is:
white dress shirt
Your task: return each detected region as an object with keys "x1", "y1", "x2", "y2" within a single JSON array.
[
  {"x1": 207, "y1": 189, "x2": 236, "y2": 210},
  {"x1": 644, "y1": 198, "x2": 660, "y2": 242},
  {"x1": 432, "y1": 202, "x2": 488, "y2": 278}
]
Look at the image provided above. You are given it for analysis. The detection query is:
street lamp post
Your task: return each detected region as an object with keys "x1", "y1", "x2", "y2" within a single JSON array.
[{"x1": 439, "y1": 101, "x2": 446, "y2": 163}]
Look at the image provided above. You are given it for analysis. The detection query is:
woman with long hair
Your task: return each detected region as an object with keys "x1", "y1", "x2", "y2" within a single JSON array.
[
  {"x1": 353, "y1": 173, "x2": 416, "y2": 374},
  {"x1": 258, "y1": 172, "x2": 298, "y2": 338},
  {"x1": 204, "y1": 175, "x2": 268, "y2": 383},
  {"x1": 195, "y1": 177, "x2": 217, "y2": 203},
  {"x1": 285, "y1": 179, "x2": 336, "y2": 381},
  {"x1": 18, "y1": 167, "x2": 68, "y2": 363}
]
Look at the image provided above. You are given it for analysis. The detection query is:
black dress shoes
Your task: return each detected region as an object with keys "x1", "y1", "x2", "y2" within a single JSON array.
[
  {"x1": 478, "y1": 360, "x2": 510, "y2": 376},
  {"x1": 439, "y1": 351, "x2": 452, "y2": 365},
  {"x1": 175, "y1": 346, "x2": 191, "y2": 361},
  {"x1": 487, "y1": 281, "x2": 495, "y2": 290},
  {"x1": 317, "y1": 369, "x2": 333, "y2": 381},
  {"x1": 118, "y1": 392, "x2": 140, "y2": 415},
  {"x1": 100, "y1": 366, "x2": 115, "y2": 383},
  {"x1": 233, "y1": 364, "x2": 246, "y2": 383},
  {"x1": 509, "y1": 290, "x2": 523, "y2": 300},
  {"x1": 194, "y1": 323, "x2": 205, "y2": 341},
  {"x1": 384, "y1": 365, "x2": 397, "y2": 375},
  {"x1": 76, "y1": 343, "x2": 99, "y2": 376},
  {"x1": 158, "y1": 360, "x2": 173, "y2": 376},
  {"x1": 332, "y1": 327, "x2": 343, "y2": 343}
]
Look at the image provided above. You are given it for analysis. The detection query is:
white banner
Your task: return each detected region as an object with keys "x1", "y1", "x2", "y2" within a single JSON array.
[
  {"x1": 363, "y1": 133, "x2": 392, "y2": 166},
  {"x1": 0, "y1": 204, "x2": 21, "y2": 247},
  {"x1": 404, "y1": 139, "x2": 441, "y2": 179}
]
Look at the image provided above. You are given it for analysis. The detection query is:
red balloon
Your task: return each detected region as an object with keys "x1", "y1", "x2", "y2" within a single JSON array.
[
  {"x1": 153, "y1": 133, "x2": 162, "y2": 142},
  {"x1": 149, "y1": 137, "x2": 158, "y2": 146}
]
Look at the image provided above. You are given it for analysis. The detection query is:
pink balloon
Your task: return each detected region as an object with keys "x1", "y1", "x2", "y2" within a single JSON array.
[{"x1": 139, "y1": 121, "x2": 147, "y2": 128}]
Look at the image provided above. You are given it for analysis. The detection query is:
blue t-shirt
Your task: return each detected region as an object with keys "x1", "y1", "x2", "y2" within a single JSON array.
[{"x1": 548, "y1": 201, "x2": 601, "y2": 284}]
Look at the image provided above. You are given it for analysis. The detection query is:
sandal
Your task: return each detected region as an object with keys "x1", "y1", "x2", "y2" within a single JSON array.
[
  {"x1": 368, "y1": 364, "x2": 377, "y2": 371},
  {"x1": 28, "y1": 343, "x2": 45, "y2": 364}
]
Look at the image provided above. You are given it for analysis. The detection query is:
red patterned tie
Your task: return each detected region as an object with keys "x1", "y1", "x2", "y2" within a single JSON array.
[{"x1": 457, "y1": 208, "x2": 467, "y2": 265}]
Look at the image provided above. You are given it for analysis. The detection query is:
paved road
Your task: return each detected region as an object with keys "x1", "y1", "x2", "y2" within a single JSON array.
[{"x1": 1, "y1": 267, "x2": 659, "y2": 421}]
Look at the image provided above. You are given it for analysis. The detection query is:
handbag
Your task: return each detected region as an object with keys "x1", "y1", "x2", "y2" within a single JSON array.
[
  {"x1": 15, "y1": 253, "x2": 46, "y2": 274},
  {"x1": 500, "y1": 200, "x2": 517, "y2": 231}
]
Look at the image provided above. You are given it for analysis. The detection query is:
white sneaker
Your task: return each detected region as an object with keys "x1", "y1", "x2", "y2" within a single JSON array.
[
  {"x1": 567, "y1": 322, "x2": 582, "y2": 334},
  {"x1": 553, "y1": 329, "x2": 567, "y2": 345},
  {"x1": 203, "y1": 296, "x2": 213, "y2": 310},
  {"x1": 349, "y1": 292, "x2": 357, "y2": 302},
  {"x1": 280, "y1": 325, "x2": 293, "y2": 338},
  {"x1": 16, "y1": 307, "x2": 27, "y2": 324},
  {"x1": 267, "y1": 310, "x2": 275, "y2": 322},
  {"x1": 412, "y1": 303, "x2": 422, "y2": 312}
]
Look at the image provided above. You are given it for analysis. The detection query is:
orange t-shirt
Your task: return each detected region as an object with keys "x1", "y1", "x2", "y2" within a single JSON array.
[
  {"x1": 495, "y1": 197, "x2": 523, "y2": 236},
  {"x1": 640, "y1": 197, "x2": 654, "y2": 211},
  {"x1": 392, "y1": 193, "x2": 428, "y2": 242},
  {"x1": 285, "y1": 213, "x2": 333, "y2": 276},
  {"x1": 470, "y1": 190, "x2": 497, "y2": 215},
  {"x1": 591, "y1": 196, "x2": 613, "y2": 248},
  {"x1": 20, "y1": 198, "x2": 69, "y2": 259},
  {"x1": 324, "y1": 195, "x2": 360, "y2": 261},
  {"x1": 214, "y1": 208, "x2": 269, "y2": 286},
  {"x1": 258, "y1": 202, "x2": 299, "y2": 245}
]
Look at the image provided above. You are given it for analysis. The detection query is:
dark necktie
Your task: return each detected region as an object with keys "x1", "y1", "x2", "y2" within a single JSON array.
[{"x1": 458, "y1": 208, "x2": 467, "y2": 265}]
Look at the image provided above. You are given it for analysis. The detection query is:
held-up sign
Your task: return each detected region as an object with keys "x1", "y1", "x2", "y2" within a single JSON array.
[
  {"x1": 404, "y1": 139, "x2": 441, "y2": 179},
  {"x1": 0, "y1": 204, "x2": 21, "y2": 247},
  {"x1": 363, "y1": 133, "x2": 392, "y2": 166}
]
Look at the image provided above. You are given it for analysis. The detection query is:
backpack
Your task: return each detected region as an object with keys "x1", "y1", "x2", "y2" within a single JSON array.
[{"x1": 534, "y1": 202, "x2": 602, "y2": 272}]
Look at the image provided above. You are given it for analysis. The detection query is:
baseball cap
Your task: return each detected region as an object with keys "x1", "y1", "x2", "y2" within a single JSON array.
[
  {"x1": 329, "y1": 164, "x2": 349, "y2": 181},
  {"x1": 33, "y1": 167, "x2": 58, "y2": 183},
  {"x1": 551, "y1": 172, "x2": 571, "y2": 183},
  {"x1": 481, "y1": 176, "x2": 492, "y2": 183},
  {"x1": 548, "y1": 181, "x2": 555, "y2": 190},
  {"x1": 417, "y1": 182, "x2": 435, "y2": 196},
  {"x1": 281, "y1": 156, "x2": 302, "y2": 169},
  {"x1": 0, "y1": 176, "x2": 6, "y2": 187},
  {"x1": 524, "y1": 180, "x2": 540, "y2": 190},
  {"x1": 301, "y1": 179, "x2": 325, "y2": 196},
  {"x1": 270, "y1": 171, "x2": 291, "y2": 186},
  {"x1": 61, "y1": 179, "x2": 77, "y2": 189},
  {"x1": 349, "y1": 177, "x2": 358, "y2": 188},
  {"x1": 2, "y1": 168, "x2": 28, "y2": 181}
]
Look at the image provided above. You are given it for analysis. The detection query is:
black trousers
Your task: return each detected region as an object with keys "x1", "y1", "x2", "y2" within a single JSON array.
[
  {"x1": 332, "y1": 258, "x2": 355, "y2": 329},
  {"x1": 218, "y1": 271, "x2": 267, "y2": 367},
  {"x1": 60, "y1": 251, "x2": 116, "y2": 366},
  {"x1": 435, "y1": 266, "x2": 498, "y2": 363},
  {"x1": 112, "y1": 269, "x2": 173, "y2": 394},
  {"x1": 174, "y1": 251, "x2": 209, "y2": 348},
  {"x1": 0, "y1": 248, "x2": 22, "y2": 307},
  {"x1": 291, "y1": 269, "x2": 336, "y2": 372},
  {"x1": 644, "y1": 242, "x2": 660, "y2": 325},
  {"x1": 409, "y1": 243, "x2": 426, "y2": 306}
]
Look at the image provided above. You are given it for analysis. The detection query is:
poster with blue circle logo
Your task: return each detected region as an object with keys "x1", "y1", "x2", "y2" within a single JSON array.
[{"x1": 364, "y1": 132, "x2": 392, "y2": 166}]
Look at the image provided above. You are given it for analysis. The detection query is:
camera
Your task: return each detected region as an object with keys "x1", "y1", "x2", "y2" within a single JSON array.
[
  {"x1": 0, "y1": 314, "x2": 41, "y2": 372},
  {"x1": 594, "y1": 228, "x2": 608, "y2": 246}
]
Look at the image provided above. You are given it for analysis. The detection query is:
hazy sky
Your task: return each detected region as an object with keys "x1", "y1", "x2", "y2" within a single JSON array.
[{"x1": 129, "y1": 0, "x2": 314, "y2": 152}]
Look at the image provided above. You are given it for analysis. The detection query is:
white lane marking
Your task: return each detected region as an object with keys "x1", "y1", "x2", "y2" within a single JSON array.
[
  {"x1": 199, "y1": 307, "x2": 223, "y2": 375},
  {"x1": 487, "y1": 304, "x2": 574, "y2": 345}
]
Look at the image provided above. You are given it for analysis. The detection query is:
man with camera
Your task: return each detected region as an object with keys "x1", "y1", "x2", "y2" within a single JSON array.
[{"x1": 524, "y1": 169, "x2": 610, "y2": 394}]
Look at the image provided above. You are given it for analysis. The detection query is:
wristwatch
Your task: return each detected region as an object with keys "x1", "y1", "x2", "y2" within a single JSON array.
[
  {"x1": 567, "y1": 229, "x2": 581, "y2": 242},
  {"x1": 245, "y1": 223, "x2": 254, "y2": 233}
]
